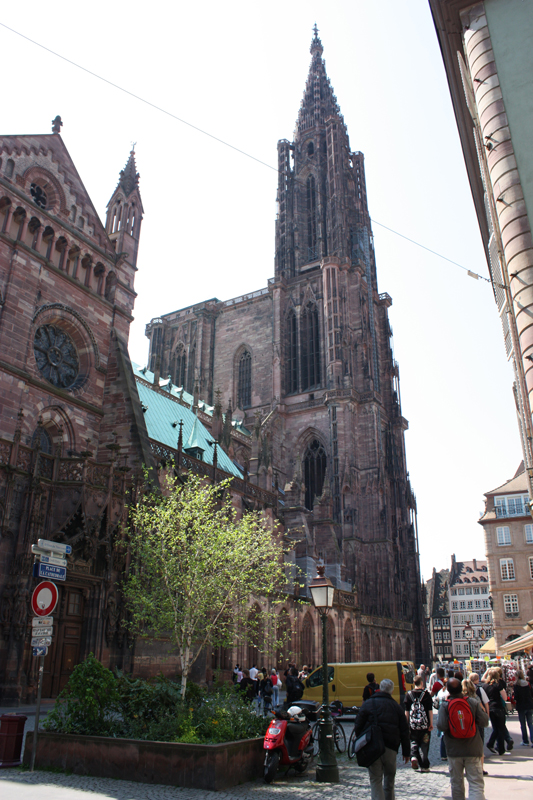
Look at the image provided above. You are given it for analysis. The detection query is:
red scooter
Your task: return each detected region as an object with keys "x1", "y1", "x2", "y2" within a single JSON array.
[{"x1": 263, "y1": 705, "x2": 316, "y2": 783}]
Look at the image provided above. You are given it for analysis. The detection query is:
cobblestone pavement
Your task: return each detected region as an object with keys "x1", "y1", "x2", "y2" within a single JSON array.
[{"x1": 0, "y1": 724, "x2": 451, "y2": 800}]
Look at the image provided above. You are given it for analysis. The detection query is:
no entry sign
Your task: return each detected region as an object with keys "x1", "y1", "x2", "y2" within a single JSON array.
[{"x1": 31, "y1": 581, "x2": 59, "y2": 617}]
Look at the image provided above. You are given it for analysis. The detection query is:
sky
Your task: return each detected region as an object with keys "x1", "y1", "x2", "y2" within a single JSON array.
[{"x1": 0, "y1": 0, "x2": 523, "y2": 579}]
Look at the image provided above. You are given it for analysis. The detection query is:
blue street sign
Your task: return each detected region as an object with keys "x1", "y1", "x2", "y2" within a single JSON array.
[
  {"x1": 37, "y1": 563, "x2": 67, "y2": 582},
  {"x1": 32, "y1": 646, "x2": 48, "y2": 657}
]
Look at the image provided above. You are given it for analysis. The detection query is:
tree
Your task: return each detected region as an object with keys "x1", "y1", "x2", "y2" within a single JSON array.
[{"x1": 121, "y1": 471, "x2": 287, "y2": 695}]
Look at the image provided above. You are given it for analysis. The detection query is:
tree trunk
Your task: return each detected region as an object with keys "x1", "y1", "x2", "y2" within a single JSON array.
[{"x1": 180, "y1": 644, "x2": 190, "y2": 697}]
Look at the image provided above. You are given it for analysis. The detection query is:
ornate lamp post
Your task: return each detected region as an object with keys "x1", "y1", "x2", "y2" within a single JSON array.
[
  {"x1": 463, "y1": 621, "x2": 474, "y2": 659},
  {"x1": 309, "y1": 564, "x2": 339, "y2": 784}
]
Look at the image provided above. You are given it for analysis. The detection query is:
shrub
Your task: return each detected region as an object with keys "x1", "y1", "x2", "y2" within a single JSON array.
[
  {"x1": 45, "y1": 655, "x2": 270, "y2": 744},
  {"x1": 43, "y1": 653, "x2": 120, "y2": 736}
]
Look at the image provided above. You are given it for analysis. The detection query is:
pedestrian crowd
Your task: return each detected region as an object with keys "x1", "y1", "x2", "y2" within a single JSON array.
[
  {"x1": 353, "y1": 661, "x2": 533, "y2": 800},
  {"x1": 231, "y1": 662, "x2": 310, "y2": 714}
]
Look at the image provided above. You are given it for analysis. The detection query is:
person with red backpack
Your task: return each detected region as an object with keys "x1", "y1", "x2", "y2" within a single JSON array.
[{"x1": 437, "y1": 677, "x2": 489, "y2": 800}]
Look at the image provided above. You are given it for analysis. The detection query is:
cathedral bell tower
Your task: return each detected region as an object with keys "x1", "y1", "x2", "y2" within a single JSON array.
[
  {"x1": 106, "y1": 149, "x2": 143, "y2": 270},
  {"x1": 275, "y1": 25, "x2": 372, "y2": 280}
]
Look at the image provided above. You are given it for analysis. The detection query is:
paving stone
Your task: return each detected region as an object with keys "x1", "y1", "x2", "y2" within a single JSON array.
[{"x1": 0, "y1": 727, "x2": 450, "y2": 800}]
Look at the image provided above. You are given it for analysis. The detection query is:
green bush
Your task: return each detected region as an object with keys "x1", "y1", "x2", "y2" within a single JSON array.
[
  {"x1": 43, "y1": 653, "x2": 120, "y2": 736},
  {"x1": 193, "y1": 689, "x2": 268, "y2": 743},
  {"x1": 45, "y1": 655, "x2": 270, "y2": 744}
]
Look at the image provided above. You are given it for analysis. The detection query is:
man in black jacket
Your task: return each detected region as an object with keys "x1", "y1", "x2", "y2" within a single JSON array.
[{"x1": 353, "y1": 678, "x2": 410, "y2": 800}]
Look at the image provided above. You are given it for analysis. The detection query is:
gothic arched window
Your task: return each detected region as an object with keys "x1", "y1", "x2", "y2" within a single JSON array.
[
  {"x1": 306, "y1": 175, "x2": 317, "y2": 261},
  {"x1": 304, "y1": 438, "x2": 327, "y2": 510},
  {"x1": 326, "y1": 616, "x2": 336, "y2": 662},
  {"x1": 301, "y1": 613, "x2": 314, "y2": 666},
  {"x1": 186, "y1": 346, "x2": 196, "y2": 394},
  {"x1": 300, "y1": 303, "x2": 320, "y2": 390},
  {"x1": 237, "y1": 350, "x2": 251, "y2": 409},
  {"x1": 150, "y1": 327, "x2": 163, "y2": 373},
  {"x1": 286, "y1": 311, "x2": 298, "y2": 393},
  {"x1": 344, "y1": 620, "x2": 354, "y2": 663},
  {"x1": 174, "y1": 346, "x2": 187, "y2": 387},
  {"x1": 276, "y1": 608, "x2": 291, "y2": 669},
  {"x1": 31, "y1": 426, "x2": 52, "y2": 455}
]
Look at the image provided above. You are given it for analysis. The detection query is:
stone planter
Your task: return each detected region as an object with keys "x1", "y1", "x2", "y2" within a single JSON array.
[{"x1": 23, "y1": 731, "x2": 264, "y2": 791}]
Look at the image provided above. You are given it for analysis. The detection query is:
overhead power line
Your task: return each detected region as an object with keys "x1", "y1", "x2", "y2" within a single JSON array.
[{"x1": 0, "y1": 20, "x2": 490, "y2": 284}]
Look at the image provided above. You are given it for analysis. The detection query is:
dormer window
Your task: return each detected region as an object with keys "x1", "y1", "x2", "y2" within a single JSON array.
[
  {"x1": 495, "y1": 494, "x2": 529, "y2": 517},
  {"x1": 31, "y1": 183, "x2": 47, "y2": 209}
]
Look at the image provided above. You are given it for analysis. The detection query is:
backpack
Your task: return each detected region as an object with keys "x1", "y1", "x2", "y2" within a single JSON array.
[
  {"x1": 263, "y1": 679, "x2": 273, "y2": 696},
  {"x1": 355, "y1": 698, "x2": 386, "y2": 768},
  {"x1": 408, "y1": 690, "x2": 429, "y2": 730},
  {"x1": 448, "y1": 697, "x2": 476, "y2": 738},
  {"x1": 290, "y1": 678, "x2": 304, "y2": 701}
]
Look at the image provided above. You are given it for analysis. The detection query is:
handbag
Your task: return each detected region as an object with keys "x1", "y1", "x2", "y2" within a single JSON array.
[{"x1": 355, "y1": 699, "x2": 386, "y2": 767}]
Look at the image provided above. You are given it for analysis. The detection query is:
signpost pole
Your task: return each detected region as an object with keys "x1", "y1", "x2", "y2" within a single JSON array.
[{"x1": 30, "y1": 655, "x2": 45, "y2": 772}]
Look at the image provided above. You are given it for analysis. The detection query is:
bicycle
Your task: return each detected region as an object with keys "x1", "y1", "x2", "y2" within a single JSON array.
[
  {"x1": 347, "y1": 724, "x2": 358, "y2": 759},
  {"x1": 311, "y1": 705, "x2": 347, "y2": 754}
]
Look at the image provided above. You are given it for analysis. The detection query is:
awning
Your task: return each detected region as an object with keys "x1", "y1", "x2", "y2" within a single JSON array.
[
  {"x1": 498, "y1": 630, "x2": 533, "y2": 655},
  {"x1": 479, "y1": 636, "x2": 496, "y2": 653}
]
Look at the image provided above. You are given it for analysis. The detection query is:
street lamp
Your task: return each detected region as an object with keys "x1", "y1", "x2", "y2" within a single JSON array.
[
  {"x1": 309, "y1": 564, "x2": 339, "y2": 784},
  {"x1": 463, "y1": 622, "x2": 474, "y2": 659}
]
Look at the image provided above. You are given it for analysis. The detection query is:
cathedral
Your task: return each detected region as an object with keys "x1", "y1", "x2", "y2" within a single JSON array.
[
  {"x1": 147, "y1": 30, "x2": 426, "y2": 666},
  {"x1": 0, "y1": 31, "x2": 425, "y2": 705}
]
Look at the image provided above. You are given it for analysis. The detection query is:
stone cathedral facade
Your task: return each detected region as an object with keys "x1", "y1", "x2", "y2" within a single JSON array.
[{"x1": 147, "y1": 31, "x2": 426, "y2": 666}]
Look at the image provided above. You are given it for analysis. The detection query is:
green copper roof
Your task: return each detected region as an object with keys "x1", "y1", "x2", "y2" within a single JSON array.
[{"x1": 131, "y1": 363, "x2": 242, "y2": 478}]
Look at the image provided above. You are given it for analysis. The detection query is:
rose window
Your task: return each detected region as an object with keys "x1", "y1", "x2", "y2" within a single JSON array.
[
  {"x1": 30, "y1": 183, "x2": 47, "y2": 209},
  {"x1": 34, "y1": 325, "x2": 79, "y2": 389}
]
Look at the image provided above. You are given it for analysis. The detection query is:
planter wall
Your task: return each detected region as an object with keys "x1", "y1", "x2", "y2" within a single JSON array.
[{"x1": 23, "y1": 731, "x2": 264, "y2": 791}]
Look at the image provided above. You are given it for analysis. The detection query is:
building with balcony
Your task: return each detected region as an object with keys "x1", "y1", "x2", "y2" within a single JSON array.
[
  {"x1": 448, "y1": 555, "x2": 493, "y2": 659},
  {"x1": 479, "y1": 463, "x2": 533, "y2": 652},
  {"x1": 425, "y1": 568, "x2": 453, "y2": 663}
]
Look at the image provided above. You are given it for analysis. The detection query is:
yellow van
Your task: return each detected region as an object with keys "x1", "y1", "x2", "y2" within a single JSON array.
[{"x1": 303, "y1": 661, "x2": 415, "y2": 708}]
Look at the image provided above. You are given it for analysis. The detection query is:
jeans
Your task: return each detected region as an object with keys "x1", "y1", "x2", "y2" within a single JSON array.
[
  {"x1": 447, "y1": 756, "x2": 485, "y2": 800},
  {"x1": 487, "y1": 709, "x2": 506, "y2": 754},
  {"x1": 272, "y1": 684, "x2": 280, "y2": 708},
  {"x1": 367, "y1": 746, "x2": 397, "y2": 800},
  {"x1": 518, "y1": 709, "x2": 533, "y2": 744},
  {"x1": 410, "y1": 729, "x2": 431, "y2": 769}
]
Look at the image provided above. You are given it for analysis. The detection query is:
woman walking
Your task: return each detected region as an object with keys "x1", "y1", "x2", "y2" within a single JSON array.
[
  {"x1": 270, "y1": 668, "x2": 280, "y2": 709},
  {"x1": 514, "y1": 669, "x2": 533, "y2": 746},
  {"x1": 484, "y1": 668, "x2": 508, "y2": 756}
]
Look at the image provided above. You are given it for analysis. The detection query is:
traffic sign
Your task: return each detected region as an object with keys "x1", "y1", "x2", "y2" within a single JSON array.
[
  {"x1": 36, "y1": 563, "x2": 66, "y2": 582},
  {"x1": 31, "y1": 636, "x2": 52, "y2": 647},
  {"x1": 32, "y1": 545, "x2": 67, "y2": 562},
  {"x1": 32, "y1": 646, "x2": 48, "y2": 657},
  {"x1": 31, "y1": 581, "x2": 59, "y2": 617},
  {"x1": 32, "y1": 617, "x2": 53, "y2": 628},
  {"x1": 33, "y1": 627, "x2": 53, "y2": 637},
  {"x1": 39, "y1": 554, "x2": 67, "y2": 568},
  {"x1": 37, "y1": 539, "x2": 72, "y2": 555}
]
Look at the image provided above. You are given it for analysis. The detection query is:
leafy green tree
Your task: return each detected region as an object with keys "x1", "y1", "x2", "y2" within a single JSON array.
[{"x1": 122, "y1": 472, "x2": 286, "y2": 695}]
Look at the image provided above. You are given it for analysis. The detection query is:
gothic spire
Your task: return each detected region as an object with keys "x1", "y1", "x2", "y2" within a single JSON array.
[
  {"x1": 295, "y1": 27, "x2": 343, "y2": 139},
  {"x1": 116, "y1": 147, "x2": 140, "y2": 198},
  {"x1": 106, "y1": 146, "x2": 144, "y2": 269}
]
